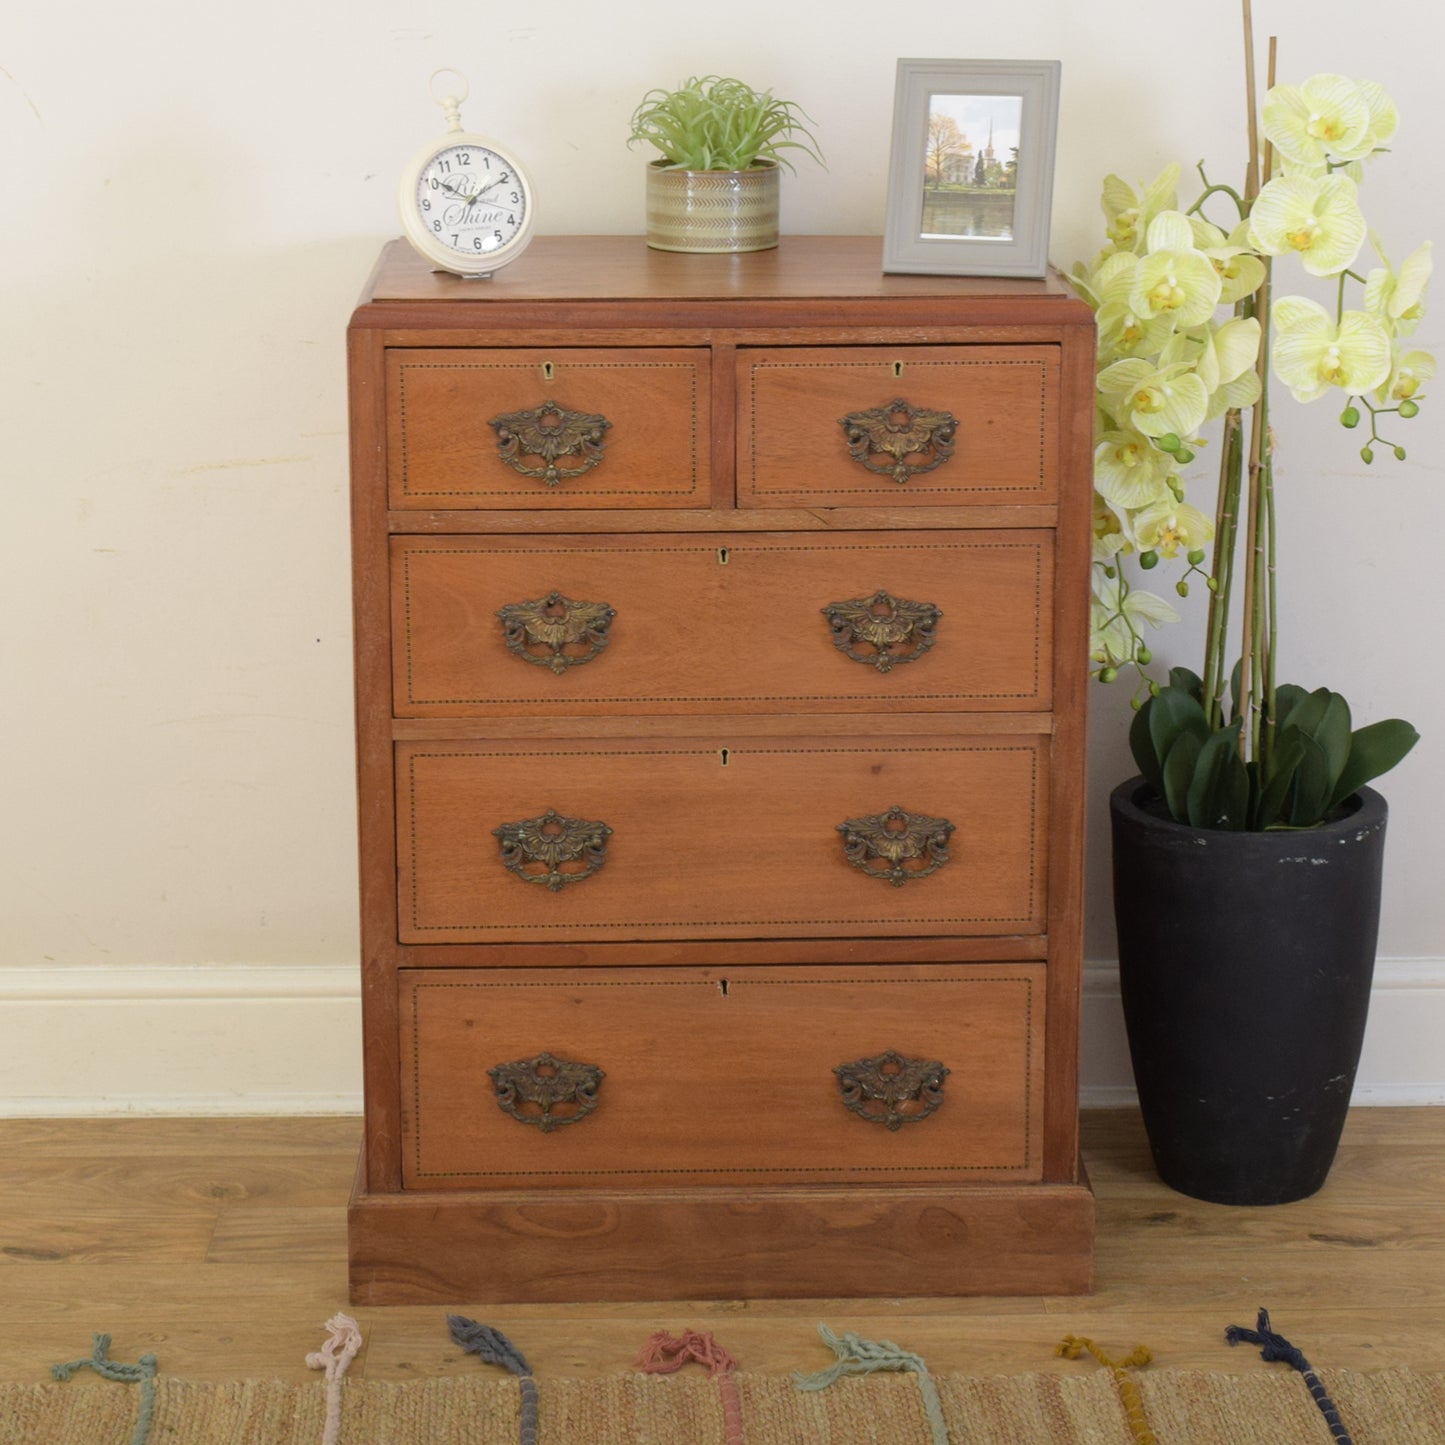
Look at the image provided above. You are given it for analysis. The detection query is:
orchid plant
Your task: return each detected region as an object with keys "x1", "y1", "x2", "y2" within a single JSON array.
[{"x1": 1072, "y1": 17, "x2": 1427, "y2": 830}]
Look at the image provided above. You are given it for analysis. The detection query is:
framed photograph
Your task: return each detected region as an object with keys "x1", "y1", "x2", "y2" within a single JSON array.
[{"x1": 883, "y1": 58, "x2": 1061, "y2": 278}]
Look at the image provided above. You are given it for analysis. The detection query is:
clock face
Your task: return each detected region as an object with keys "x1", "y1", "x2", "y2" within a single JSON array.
[{"x1": 414, "y1": 143, "x2": 529, "y2": 263}]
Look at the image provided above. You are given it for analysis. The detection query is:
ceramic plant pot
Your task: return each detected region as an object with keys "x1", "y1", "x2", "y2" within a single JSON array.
[
  {"x1": 644, "y1": 161, "x2": 780, "y2": 253},
  {"x1": 1110, "y1": 778, "x2": 1388, "y2": 1205}
]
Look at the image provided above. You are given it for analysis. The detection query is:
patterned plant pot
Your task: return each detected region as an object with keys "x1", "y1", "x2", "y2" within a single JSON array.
[{"x1": 645, "y1": 161, "x2": 780, "y2": 253}]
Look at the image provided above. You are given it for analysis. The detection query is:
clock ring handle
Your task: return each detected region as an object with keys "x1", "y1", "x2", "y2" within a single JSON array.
[{"x1": 428, "y1": 67, "x2": 470, "y2": 115}]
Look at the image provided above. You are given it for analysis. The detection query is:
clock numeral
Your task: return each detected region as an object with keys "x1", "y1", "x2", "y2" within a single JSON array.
[
  {"x1": 422, "y1": 198, "x2": 431, "y2": 212},
  {"x1": 433, "y1": 220, "x2": 442, "y2": 232},
  {"x1": 499, "y1": 171, "x2": 510, "y2": 184},
  {"x1": 510, "y1": 192, "x2": 520, "y2": 205},
  {"x1": 495, "y1": 229, "x2": 504, "y2": 243},
  {"x1": 457, "y1": 152, "x2": 471, "y2": 165}
]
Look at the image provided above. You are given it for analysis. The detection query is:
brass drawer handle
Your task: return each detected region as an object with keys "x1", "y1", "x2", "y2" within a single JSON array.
[
  {"x1": 839, "y1": 398, "x2": 958, "y2": 485},
  {"x1": 837, "y1": 805, "x2": 954, "y2": 887},
  {"x1": 498, "y1": 590, "x2": 617, "y2": 673},
  {"x1": 835, "y1": 1049, "x2": 950, "y2": 1130},
  {"x1": 822, "y1": 589, "x2": 942, "y2": 673},
  {"x1": 489, "y1": 400, "x2": 612, "y2": 487},
  {"x1": 493, "y1": 809, "x2": 612, "y2": 891},
  {"x1": 489, "y1": 1051, "x2": 605, "y2": 1131}
]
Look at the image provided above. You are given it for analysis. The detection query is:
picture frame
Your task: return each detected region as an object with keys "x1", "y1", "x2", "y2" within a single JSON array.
[{"x1": 883, "y1": 58, "x2": 1061, "y2": 278}]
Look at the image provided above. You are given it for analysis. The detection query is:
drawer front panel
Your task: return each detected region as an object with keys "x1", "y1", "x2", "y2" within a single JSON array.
[
  {"x1": 400, "y1": 964, "x2": 1045, "y2": 1189},
  {"x1": 387, "y1": 348, "x2": 711, "y2": 509},
  {"x1": 397, "y1": 735, "x2": 1047, "y2": 942},
  {"x1": 392, "y1": 531, "x2": 1053, "y2": 715},
  {"x1": 737, "y1": 345, "x2": 1058, "y2": 507}
]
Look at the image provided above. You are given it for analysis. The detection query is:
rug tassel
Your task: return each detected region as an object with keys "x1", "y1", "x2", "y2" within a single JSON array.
[
  {"x1": 794, "y1": 1323, "x2": 949, "y2": 1445},
  {"x1": 51, "y1": 1334, "x2": 159, "y2": 1445},
  {"x1": 636, "y1": 1329, "x2": 745, "y2": 1445},
  {"x1": 305, "y1": 1312, "x2": 362, "y2": 1445},
  {"x1": 1226, "y1": 1307, "x2": 1352, "y2": 1444},
  {"x1": 1057, "y1": 1335, "x2": 1158, "y2": 1445},
  {"x1": 448, "y1": 1316, "x2": 539, "y2": 1445}
]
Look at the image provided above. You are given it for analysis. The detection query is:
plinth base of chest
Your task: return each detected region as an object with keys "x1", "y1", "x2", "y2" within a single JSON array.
[{"x1": 346, "y1": 1164, "x2": 1095, "y2": 1304}]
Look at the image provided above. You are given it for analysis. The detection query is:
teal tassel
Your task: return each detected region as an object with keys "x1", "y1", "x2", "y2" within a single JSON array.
[
  {"x1": 449, "y1": 1316, "x2": 538, "y2": 1445},
  {"x1": 51, "y1": 1334, "x2": 158, "y2": 1445},
  {"x1": 794, "y1": 1323, "x2": 949, "y2": 1445}
]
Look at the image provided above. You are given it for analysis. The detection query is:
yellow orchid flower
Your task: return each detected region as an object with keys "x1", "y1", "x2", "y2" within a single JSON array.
[
  {"x1": 1101, "y1": 164, "x2": 1181, "y2": 251},
  {"x1": 1098, "y1": 357, "x2": 1211, "y2": 439},
  {"x1": 1129, "y1": 212, "x2": 1223, "y2": 328},
  {"x1": 1376, "y1": 348, "x2": 1435, "y2": 404},
  {"x1": 1134, "y1": 501, "x2": 1216, "y2": 559},
  {"x1": 1093, "y1": 496, "x2": 1129, "y2": 563},
  {"x1": 1357, "y1": 80, "x2": 1400, "y2": 154},
  {"x1": 1248, "y1": 174, "x2": 1367, "y2": 276},
  {"x1": 1263, "y1": 74, "x2": 1372, "y2": 167},
  {"x1": 1087, "y1": 252, "x2": 1178, "y2": 359},
  {"x1": 1364, "y1": 240, "x2": 1432, "y2": 335},
  {"x1": 1090, "y1": 570, "x2": 1180, "y2": 668},
  {"x1": 1094, "y1": 428, "x2": 1177, "y2": 511},
  {"x1": 1271, "y1": 297, "x2": 1393, "y2": 402}
]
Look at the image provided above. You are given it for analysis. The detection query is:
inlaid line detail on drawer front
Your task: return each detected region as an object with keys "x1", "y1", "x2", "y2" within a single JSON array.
[
  {"x1": 406, "y1": 974, "x2": 1036, "y2": 1181},
  {"x1": 398, "y1": 540, "x2": 1046, "y2": 706},
  {"x1": 746, "y1": 359, "x2": 1049, "y2": 496},
  {"x1": 396, "y1": 362, "x2": 701, "y2": 498},
  {"x1": 402, "y1": 743, "x2": 1041, "y2": 932}
]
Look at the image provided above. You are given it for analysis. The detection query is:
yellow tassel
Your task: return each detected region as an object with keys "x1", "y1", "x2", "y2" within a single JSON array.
[{"x1": 1057, "y1": 1336, "x2": 1158, "y2": 1445}]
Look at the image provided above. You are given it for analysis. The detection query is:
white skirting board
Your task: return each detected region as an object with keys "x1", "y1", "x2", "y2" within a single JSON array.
[{"x1": 0, "y1": 960, "x2": 1440, "y2": 1115}]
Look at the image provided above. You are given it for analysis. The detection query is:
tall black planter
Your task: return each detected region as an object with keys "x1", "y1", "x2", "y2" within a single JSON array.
[{"x1": 1110, "y1": 779, "x2": 1388, "y2": 1205}]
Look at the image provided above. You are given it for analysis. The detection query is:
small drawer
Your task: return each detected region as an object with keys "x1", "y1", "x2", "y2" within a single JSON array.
[
  {"x1": 386, "y1": 347, "x2": 711, "y2": 509},
  {"x1": 400, "y1": 963, "x2": 1046, "y2": 1189},
  {"x1": 391, "y1": 531, "x2": 1053, "y2": 716},
  {"x1": 396, "y1": 733, "x2": 1047, "y2": 943},
  {"x1": 737, "y1": 345, "x2": 1058, "y2": 507}
]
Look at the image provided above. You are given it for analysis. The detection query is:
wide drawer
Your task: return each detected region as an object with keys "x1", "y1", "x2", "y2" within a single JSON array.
[
  {"x1": 396, "y1": 733, "x2": 1047, "y2": 942},
  {"x1": 386, "y1": 347, "x2": 711, "y2": 509},
  {"x1": 737, "y1": 345, "x2": 1058, "y2": 507},
  {"x1": 391, "y1": 531, "x2": 1053, "y2": 715},
  {"x1": 399, "y1": 963, "x2": 1046, "y2": 1189}
]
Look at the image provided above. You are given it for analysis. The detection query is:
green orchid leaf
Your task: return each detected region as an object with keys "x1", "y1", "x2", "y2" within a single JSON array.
[
  {"x1": 1330, "y1": 718, "x2": 1421, "y2": 805},
  {"x1": 1148, "y1": 687, "x2": 1210, "y2": 776},
  {"x1": 1281, "y1": 687, "x2": 1353, "y2": 789},
  {"x1": 1167, "y1": 666, "x2": 1204, "y2": 702},
  {"x1": 1272, "y1": 683, "x2": 1312, "y2": 727},
  {"x1": 1162, "y1": 729, "x2": 1204, "y2": 821},
  {"x1": 1186, "y1": 722, "x2": 1249, "y2": 829},
  {"x1": 1285, "y1": 730, "x2": 1335, "y2": 827},
  {"x1": 1129, "y1": 696, "x2": 1164, "y2": 795},
  {"x1": 1254, "y1": 731, "x2": 1307, "y2": 830}
]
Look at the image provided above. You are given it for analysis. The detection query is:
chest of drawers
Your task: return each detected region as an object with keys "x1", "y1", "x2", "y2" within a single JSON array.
[{"x1": 346, "y1": 236, "x2": 1095, "y2": 1304}]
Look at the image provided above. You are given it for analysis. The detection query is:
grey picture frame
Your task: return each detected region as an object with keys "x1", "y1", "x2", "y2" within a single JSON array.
[{"x1": 883, "y1": 58, "x2": 1061, "y2": 278}]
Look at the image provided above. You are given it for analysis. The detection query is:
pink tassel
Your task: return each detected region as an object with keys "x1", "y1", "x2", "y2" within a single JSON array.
[
  {"x1": 306, "y1": 1312, "x2": 363, "y2": 1445},
  {"x1": 637, "y1": 1330, "x2": 743, "y2": 1444}
]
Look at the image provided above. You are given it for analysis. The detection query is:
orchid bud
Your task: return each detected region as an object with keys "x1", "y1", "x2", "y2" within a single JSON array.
[
  {"x1": 1140, "y1": 550, "x2": 1160, "y2": 570},
  {"x1": 1157, "y1": 433, "x2": 1182, "y2": 454},
  {"x1": 1400, "y1": 399, "x2": 1420, "y2": 419},
  {"x1": 1099, "y1": 666, "x2": 1119, "y2": 683},
  {"x1": 1136, "y1": 646, "x2": 1152, "y2": 665},
  {"x1": 1341, "y1": 405, "x2": 1361, "y2": 429},
  {"x1": 1187, "y1": 548, "x2": 1206, "y2": 565},
  {"x1": 1361, "y1": 445, "x2": 1375, "y2": 464},
  {"x1": 1175, "y1": 579, "x2": 1190, "y2": 598},
  {"x1": 1394, "y1": 445, "x2": 1407, "y2": 460}
]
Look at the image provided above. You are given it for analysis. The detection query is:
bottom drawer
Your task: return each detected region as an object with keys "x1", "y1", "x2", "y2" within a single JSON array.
[{"x1": 399, "y1": 963, "x2": 1045, "y2": 1189}]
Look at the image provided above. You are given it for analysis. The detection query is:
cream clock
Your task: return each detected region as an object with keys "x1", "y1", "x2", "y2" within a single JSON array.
[{"x1": 399, "y1": 70, "x2": 536, "y2": 277}]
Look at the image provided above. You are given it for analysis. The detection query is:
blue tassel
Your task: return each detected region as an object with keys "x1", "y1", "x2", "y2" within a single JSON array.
[
  {"x1": 51, "y1": 1334, "x2": 158, "y2": 1445},
  {"x1": 1226, "y1": 1307, "x2": 1352, "y2": 1443},
  {"x1": 449, "y1": 1316, "x2": 538, "y2": 1445}
]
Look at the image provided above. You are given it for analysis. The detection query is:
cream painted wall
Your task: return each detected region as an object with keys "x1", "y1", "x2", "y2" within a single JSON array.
[{"x1": 2, "y1": 0, "x2": 1441, "y2": 1108}]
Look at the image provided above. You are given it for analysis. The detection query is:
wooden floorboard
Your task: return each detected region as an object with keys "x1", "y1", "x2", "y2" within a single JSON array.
[{"x1": 0, "y1": 1108, "x2": 1439, "y2": 1385}]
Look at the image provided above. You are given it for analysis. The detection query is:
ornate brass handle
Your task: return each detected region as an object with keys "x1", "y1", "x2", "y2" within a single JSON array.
[
  {"x1": 835, "y1": 1049, "x2": 950, "y2": 1130},
  {"x1": 822, "y1": 589, "x2": 942, "y2": 673},
  {"x1": 489, "y1": 400, "x2": 612, "y2": 487},
  {"x1": 488, "y1": 1051, "x2": 605, "y2": 1131},
  {"x1": 837, "y1": 805, "x2": 954, "y2": 887},
  {"x1": 498, "y1": 590, "x2": 617, "y2": 673},
  {"x1": 493, "y1": 809, "x2": 612, "y2": 891},
  {"x1": 839, "y1": 398, "x2": 958, "y2": 485}
]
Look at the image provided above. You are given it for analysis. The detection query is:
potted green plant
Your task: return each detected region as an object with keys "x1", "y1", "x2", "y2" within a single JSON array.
[
  {"x1": 1071, "y1": 8, "x2": 1431, "y2": 1204},
  {"x1": 627, "y1": 74, "x2": 823, "y2": 253}
]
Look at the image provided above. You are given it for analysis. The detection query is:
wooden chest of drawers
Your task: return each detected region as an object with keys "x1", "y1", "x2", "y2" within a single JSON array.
[{"x1": 346, "y1": 236, "x2": 1095, "y2": 1304}]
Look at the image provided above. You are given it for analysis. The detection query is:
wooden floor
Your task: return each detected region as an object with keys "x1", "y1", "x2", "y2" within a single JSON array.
[{"x1": 0, "y1": 1108, "x2": 1440, "y2": 1386}]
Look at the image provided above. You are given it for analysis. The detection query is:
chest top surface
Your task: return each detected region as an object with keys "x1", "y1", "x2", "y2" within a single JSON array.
[{"x1": 351, "y1": 235, "x2": 1093, "y2": 325}]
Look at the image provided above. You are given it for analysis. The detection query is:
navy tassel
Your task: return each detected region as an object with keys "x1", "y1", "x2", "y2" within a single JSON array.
[
  {"x1": 449, "y1": 1316, "x2": 538, "y2": 1445},
  {"x1": 1226, "y1": 1307, "x2": 1352, "y2": 1443}
]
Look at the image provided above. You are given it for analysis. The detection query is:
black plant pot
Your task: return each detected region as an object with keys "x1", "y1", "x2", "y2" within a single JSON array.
[{"x1": 1110, "y1": 778, "x2": 1387, "y2": 1205}]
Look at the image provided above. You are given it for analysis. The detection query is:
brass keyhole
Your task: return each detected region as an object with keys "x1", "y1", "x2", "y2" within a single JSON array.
[
  {"x1": 892, "y1": 359, "x2": 905, "y2": 379},
  {"x1": 542, "y1": 360, "x2": 556, "y2": 382}
]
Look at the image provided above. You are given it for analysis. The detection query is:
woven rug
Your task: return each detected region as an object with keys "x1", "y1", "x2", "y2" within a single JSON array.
[{"x1": 4, "y1": 1367, "x2": 1443, "y2": 1444}]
